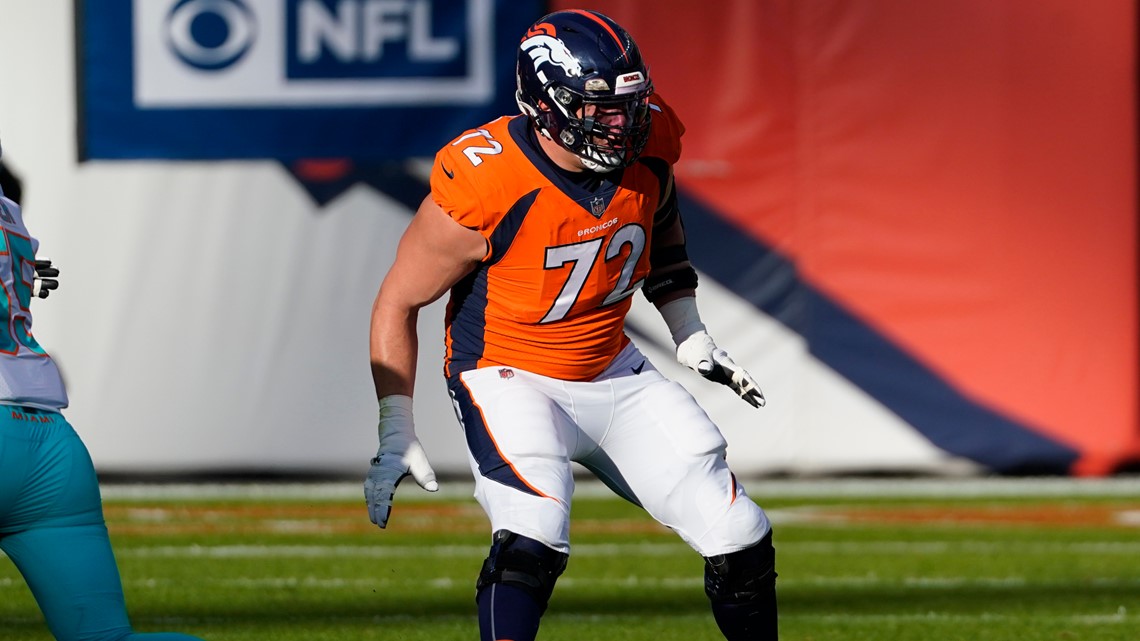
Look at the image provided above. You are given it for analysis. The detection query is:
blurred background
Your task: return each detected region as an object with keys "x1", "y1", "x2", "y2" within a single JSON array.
[{"x1": 0, "y1": 0, "x2": 1135, "y2": 480}]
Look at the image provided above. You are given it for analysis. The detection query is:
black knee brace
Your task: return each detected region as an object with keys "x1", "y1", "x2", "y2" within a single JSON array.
[
  {"x1": 704, "y1": 530, "x2": 777, "y2": 604},
  {"x1": 476, "y1": 530, "x2": 568, "y2": 611}
]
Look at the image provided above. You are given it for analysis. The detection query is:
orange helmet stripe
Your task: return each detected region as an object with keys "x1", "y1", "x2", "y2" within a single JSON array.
[
  {"x1": 525, "y1": 21, "x2": 555, "y2": 39},
  {"x1": 568, "y1": 9, "x2": 630, "y2": 62}
]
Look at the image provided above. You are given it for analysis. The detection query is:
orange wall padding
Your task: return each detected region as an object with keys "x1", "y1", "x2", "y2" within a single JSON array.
[{"x1": 555, "y1": 0, "x2": 1139, "y2": 474}]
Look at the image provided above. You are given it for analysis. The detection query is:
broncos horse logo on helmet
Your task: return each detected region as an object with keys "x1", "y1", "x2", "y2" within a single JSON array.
[
  {"x1": 515, "y1": 10, "x2": 654, "y2": 172},
  {"x1": 521, "y1": 32, "x2": 584, "y2": 80}
]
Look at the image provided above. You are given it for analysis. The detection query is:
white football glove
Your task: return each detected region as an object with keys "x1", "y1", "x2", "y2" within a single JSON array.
[
  {"x1": 364, "y1": 395, "x2": 438, "y2": 529},
  {"x1": 676, "y1": 331, "x2": 766, "y2": 408},
  {"x1": 32, "y1": 258, "x2": 59, "y2": 299}
]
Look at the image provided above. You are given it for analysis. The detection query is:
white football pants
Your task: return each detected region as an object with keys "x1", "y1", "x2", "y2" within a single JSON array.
[{"x1": 448, "y1": 342, "x2": 770, "y2": 556}]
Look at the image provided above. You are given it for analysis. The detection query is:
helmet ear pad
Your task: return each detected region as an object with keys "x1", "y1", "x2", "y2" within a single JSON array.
[
  {"x1": 516, "y1": 90, "x2": 544, "y2": 131},
  {"x1": 518, "y1": 91, "x2": 585, "y2": 151},
  {"x1": 545, "y1": 95, "x2": 585, "y2": 151},
  {"x1": 536, "y1": 103, "x2": 566, "y2": 145}
]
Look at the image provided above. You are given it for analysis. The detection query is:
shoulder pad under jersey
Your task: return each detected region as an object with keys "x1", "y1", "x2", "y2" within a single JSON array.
[
  {"x1": 641, "y1": 94, "x2": 685, "y2": 165},
  {"x1": 429, "y1": 116, "x2": 521, "y2": 235}
]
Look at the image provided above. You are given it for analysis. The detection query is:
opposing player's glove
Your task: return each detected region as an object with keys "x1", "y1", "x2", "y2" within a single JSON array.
[
  {"x1": 676, "y1": 331, "x2": 766, "y2": 408},
  {"x1": 364, "y1": 395, "x2": 438, "y2": 529},
  {"x1": 32, "y1": 259, "x2": 59, "y2": 298}
]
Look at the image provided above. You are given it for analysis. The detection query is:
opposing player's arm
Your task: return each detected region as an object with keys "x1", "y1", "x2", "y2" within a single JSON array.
[
  {"x1": 33, "y1": 258, "x2": 59, "y2": 299},
  {"x1": 370, "y1": 195, "x2": 486, "y2": 399}
]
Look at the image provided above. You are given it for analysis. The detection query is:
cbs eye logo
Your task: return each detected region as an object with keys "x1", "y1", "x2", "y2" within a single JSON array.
[{"x1": 165, "y1": 0, "x2": 257, "y2": 71}]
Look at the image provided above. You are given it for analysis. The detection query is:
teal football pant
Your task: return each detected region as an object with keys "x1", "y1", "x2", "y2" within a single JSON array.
[{"x1": 0, "y1": 406, "x2": 203, "y2": 640}]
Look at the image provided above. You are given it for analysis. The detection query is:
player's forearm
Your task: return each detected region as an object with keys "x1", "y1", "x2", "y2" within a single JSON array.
[
  {"x1": 655, "y1": 294, "x2": 705, "y2": 345},
  {"x1": 369, "y1": 301, "x2": 420, "y2": 401},
  {"x1": 644, "y1": 188, "x2": 698, "y2": 305},
  {"x1": 651, "y1": 287, "x2": 697, "y2": 309}
]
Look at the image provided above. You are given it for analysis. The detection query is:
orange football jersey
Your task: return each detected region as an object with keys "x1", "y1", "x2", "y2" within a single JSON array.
[{"x1": 431, "y1": 95, "x2": 685, "y2": 381}]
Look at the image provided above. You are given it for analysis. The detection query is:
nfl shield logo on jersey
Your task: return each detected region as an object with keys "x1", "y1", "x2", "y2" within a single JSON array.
[
  {"x1": 590, "y1": 196, "x2": 606, "y2": 218},
  {"x1": 498, "y1": 368, "x2": 515, "y2": 380}
]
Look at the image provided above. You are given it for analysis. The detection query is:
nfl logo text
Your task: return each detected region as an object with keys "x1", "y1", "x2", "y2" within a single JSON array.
[{"x1": 134, "y1": 0, "x2": 494, "y2": 107}]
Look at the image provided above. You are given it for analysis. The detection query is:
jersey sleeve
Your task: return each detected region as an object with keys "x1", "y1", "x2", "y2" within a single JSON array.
[
  {"x1": 430, "y1": 142, "x2": 489, "y2": 237},
  {"x1": 643, "y1": 93, "x2": 685, "y2": 166}
]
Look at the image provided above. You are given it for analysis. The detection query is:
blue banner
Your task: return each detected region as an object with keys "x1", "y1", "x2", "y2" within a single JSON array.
[{"x1": 78, "y1": 0, "x2": 544, "y2": 160}]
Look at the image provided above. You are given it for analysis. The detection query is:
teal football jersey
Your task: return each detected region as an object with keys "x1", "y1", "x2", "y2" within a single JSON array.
[{"x1": 0, "y1": 189, "x2": 67, "y2": 409}]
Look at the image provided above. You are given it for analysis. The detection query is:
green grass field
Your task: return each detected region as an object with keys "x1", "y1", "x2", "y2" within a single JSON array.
[{"x1": 2, "y1": 479, "x2": 1138, "y2": 640}]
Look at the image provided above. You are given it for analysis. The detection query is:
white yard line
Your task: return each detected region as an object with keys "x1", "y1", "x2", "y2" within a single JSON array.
[
  {"x1": 775, "y1": 609, "x2": 1132, "y2": 625},
  {"x1": 9, "y1": 538, "x2": 1140, "y2": 563},
  {"x1": 119, "y1": 542, "x2": 692, "y2": 558},
  {"x1": 6, "y1": 575, "x2": 1123, "y2": 592},
  {"x1": 113, "y1": 539, "x2": 1140, "y2": 559},
  {"x1": 96, "y1": 476, "x2": 1140, "y2": 501}
]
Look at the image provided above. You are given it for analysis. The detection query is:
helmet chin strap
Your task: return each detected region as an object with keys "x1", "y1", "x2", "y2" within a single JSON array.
[{"x1": 579, "y1": 154, "x2": 618, "y2": 173}]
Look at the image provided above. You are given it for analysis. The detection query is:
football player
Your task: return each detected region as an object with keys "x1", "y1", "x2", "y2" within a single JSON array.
[
  {"x1": 0, "y1": 138, "x2": 206, "y2": 641},
  {"x1": 365, "y1": 9, "x2": 777, "y2": 641}
]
